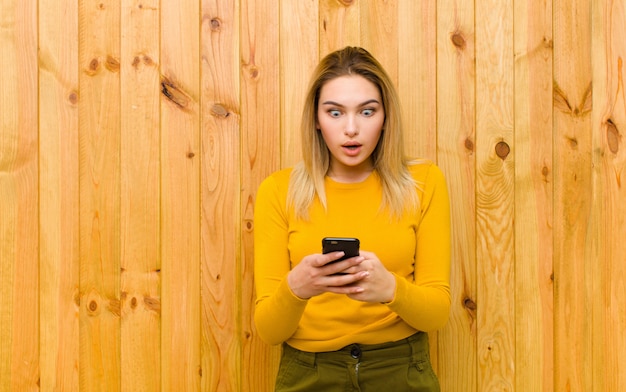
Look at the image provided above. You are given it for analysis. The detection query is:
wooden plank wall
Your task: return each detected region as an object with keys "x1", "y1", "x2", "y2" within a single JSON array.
[{"x1": 1, "y1": 0, "x2": 625, "y2": 391}]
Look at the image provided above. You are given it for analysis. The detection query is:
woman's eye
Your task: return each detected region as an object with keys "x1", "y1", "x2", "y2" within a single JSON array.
[
  {"x1": 362, "y1": 108, "x2": 374, "y2": 116},
  {"x1": 329, "y1": 110, "x2": 341, "y2": 117}
]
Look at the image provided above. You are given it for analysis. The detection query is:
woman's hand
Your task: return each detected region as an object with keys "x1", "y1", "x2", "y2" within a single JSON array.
[
  {"x1": 343, "y1": 251, "x2": 396, "y2": 303},
  {"x1": 287, "y1": 252, "x2": 369, "y2": 299}
]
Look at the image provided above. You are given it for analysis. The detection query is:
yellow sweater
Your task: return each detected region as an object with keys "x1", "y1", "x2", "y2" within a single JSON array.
[{"x1": 253, "y1": 161, "x2": 451, "y2": 352}]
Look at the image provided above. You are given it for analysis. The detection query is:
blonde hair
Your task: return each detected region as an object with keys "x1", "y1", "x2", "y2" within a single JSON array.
[{"x1": 288, "y1": 46, "x2": 419, "y2": 220}]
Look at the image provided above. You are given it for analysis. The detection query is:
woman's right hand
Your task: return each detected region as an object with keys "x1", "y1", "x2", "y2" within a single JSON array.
[{"x1": 287, "y1": 252, "x2": 369, "y2": 299}]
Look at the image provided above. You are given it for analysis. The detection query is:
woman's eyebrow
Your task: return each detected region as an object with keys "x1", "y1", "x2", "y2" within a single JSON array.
[{"x1": 320, "y1": 99, "x2": 380, "y2": 107}]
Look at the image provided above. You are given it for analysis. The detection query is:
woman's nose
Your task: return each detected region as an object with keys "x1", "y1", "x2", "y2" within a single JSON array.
[{"x1": 344, "y1": 116, "x2": 358, "y2": 136}]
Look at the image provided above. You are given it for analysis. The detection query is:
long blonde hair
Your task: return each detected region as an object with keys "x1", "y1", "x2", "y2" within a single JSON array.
[{"x1": 288, "y1": 46, "x2": 419, "y2": 220}]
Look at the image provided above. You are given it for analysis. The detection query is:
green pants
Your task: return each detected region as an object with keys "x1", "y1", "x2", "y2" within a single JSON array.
[{"x1": 275, "y1": 332, "x2": 440, "y2": 392}]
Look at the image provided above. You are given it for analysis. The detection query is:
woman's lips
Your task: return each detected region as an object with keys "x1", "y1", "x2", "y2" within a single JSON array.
[{"x1": 342, "y1": 144, "x2": 362, "y2": 156}]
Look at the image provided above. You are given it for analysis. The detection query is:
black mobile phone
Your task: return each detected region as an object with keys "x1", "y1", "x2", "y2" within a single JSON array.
[{"x1": 322, "y1": 237, "x2": 360, "y2": 262}]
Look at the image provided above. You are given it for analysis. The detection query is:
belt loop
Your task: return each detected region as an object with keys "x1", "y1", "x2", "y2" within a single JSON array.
[{"x1": 408, "y1": 332, "x2": 426, "y2": 362}]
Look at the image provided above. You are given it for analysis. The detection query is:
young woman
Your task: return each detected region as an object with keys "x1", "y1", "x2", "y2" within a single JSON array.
[{"x1": 254, "y1": 46, "x2": 451, "y2": 391}]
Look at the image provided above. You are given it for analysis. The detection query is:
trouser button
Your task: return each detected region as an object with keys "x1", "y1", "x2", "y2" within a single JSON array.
[{"x1": 350, "y1": 345, "x2": 362, "y2": 359}]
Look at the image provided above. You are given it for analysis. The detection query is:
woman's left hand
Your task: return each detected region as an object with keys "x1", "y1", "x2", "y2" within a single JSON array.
[{"x1": 343, "y1": 251, "x2": 396, "y2": 303}]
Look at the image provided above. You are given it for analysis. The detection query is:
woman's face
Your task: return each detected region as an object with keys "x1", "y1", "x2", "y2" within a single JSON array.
[{"x1": 316, "y1": 75, "x2": 385, "y2": 182}]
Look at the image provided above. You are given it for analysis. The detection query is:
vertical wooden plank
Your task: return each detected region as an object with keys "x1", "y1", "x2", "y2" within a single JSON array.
[
  {"x1": 360, "y1": 0, "x2": 398, "y2": 84},
  {"x1": 553, "y1": 0, "x2": 594, "y2": 390},
  {"x1": 160, "y1": 0, "x2": 201, "y2": 390},
  {"x1": 280, "y1": 0, "x2": 319, "y2": 167},
  {"x1": 398, "y1": 0, "x2": 437, "y2": 160},
  {"x1": 514, "y1": 0, "x2": 554, "y2": 391},
  {"x1": 0, "y1": 0, "x2": 39, "y2": 390},
  {"x1": 39, "y1": 0, "x2": 80, "y2": 389},
  {"x1": 475, "y1": 0, "x2": 515, "y2": 390},
  {"x1": 396, "y1": 0, "x2": 440, "y2": 369},
  {"x1": 436, "y1": 0, "x2": 477, "y2": 391},
  {"x1": 200, "y1": 0, "x2": 241, "y2": 391},
  {"x1": 78, "y1": 0, "x2": 122, "y2": 390},
  {"x1": 240, "y1": 0, "x2": 280, "y2": 390},
  {"x1": 319, "y1": 0, "x2": 360, "y2": 55},
  {"x1": 119, "y1": 0, "x2": 161, "y2": 391},
  {"x1": 591, "y1": 1, "x2": 626, "y2": 391}
]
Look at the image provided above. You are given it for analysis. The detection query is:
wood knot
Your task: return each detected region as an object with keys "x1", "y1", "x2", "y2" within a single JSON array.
[
  {"x1": 247, "y1": 66, "x2": 260, "y2": 80},
  {"x1": 464, "y1": 137, "x2": 474, "y2": 152},
  {"x1": 245, "y1": 220, "x2": 253, "y2": 231},
  {"x1": 542, "y1": 36, "x2": 553, "y2": 49},
  {"x1": 161, "y1": 76, "x2": 191, "y2": 110},
  {"x1": 542, "y1": 166, "x2": 549, "y2": 177},
  {"x1": 133, "y1": 55, "x2": 155, "y2": 68},
  {"x1": 495, "y1": 141, "x2": 510, "y2": 159},
  {"x1": 85, "y1": 295, "x2": 107, "y2": 316},
  {"x1": 187, "y1": 151, "x2": 195, "y2": 159},
  {"x1": 463, "y1": 298, "x2": 477, "y2": 311},
  {"x1": 105, "y1": 55, "x2": 120, "y2": 72},
  {"x1": 68, "y1": 91, "x2": 78, "y2": 105},
  {"x1": 451, "y1": 32, "x2": 466, "y2": 50},
  {"x1": 606, "y1": 119, "x2": 620, "y2": 154},
  {"x1": 210, "y1": 18, "x2": 221, "y2": 31},
  {"x1": 144, "y1": 297, "x2": 161, "y2": 313},
  {"x1": 210, "y1": 104, "x2": 230, "y2": 118},
  {"x1": 86, "y1": 58, "x2": 100, "y2": 75},
  {"x1": 130, "y1": 297, "x2": 138, "y2": 309}
]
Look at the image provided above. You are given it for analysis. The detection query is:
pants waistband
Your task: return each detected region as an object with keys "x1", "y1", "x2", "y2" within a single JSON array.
[{"x1": 283, "y1": 332, "x2": 428, "y2": 366}]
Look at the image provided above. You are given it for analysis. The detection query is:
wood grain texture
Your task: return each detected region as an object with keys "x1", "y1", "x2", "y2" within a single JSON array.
[
  {"x1": 436, "y1": 0, "x2": 477, "y2": 390},
  {"x1": 78, "y1": 0, "x2": 122, "y2": 390},
  {"x1": 120, "y1": 0, "x2": 161, "y2": 390},
  {"x1": 240, "y1": 0, "x2": 281, "y2": 390},
  {"x1": 553, "y1": 1, "x2": 594, "y2": 390},
  {"x1": 398, "y1": 0, "x2": 437, "y2": 160},
  {"x1": 319, "y1": 0, "x2": 360, "y2": 54},
  {"x1": 1, "y1": 1, "x2": 626, "y2": 391},
  {"x1": 514, "y1": 0, "x2": 554, "y2": 391},
  {"x1": 160, "y1": 0, "x2": 201, "y2": 390},
  {"x1": 38, "y1": 0, "x2": 80, "y2": 389},
  {"x1": 591, "y1": 1, "x2": 626, "y2": 391},
  {"x1": 360, "y1": 0, "x2": 398, "y2": 84},
  {"x1": 280, "y1": 0, "x2": 319, "y2": 167},
  {"x1": 475, "y1": 0, "x2": 516, "y2": 390},
  {"x1": 0, "y1": 0, "x2": 39, "y2": 390},
  {"x1": 200, "y1": 0, "x2": 241, "y2": 391}
]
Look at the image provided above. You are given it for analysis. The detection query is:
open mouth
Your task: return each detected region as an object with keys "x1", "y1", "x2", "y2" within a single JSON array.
[
  {"x1": 343, "y1": 143, "x2": 361, "y2": 150},
  {"x1": 342, "y1": 143, "x2": 362, "y2": 155}
]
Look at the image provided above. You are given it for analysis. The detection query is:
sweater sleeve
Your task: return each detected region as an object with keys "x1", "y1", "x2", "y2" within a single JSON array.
[
  {"x1": 253, "y1": 173, "x2": 308, "y2": 345},
  {"x1": 385, "y1": 164, "x2": 452, "y2": 331}
]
